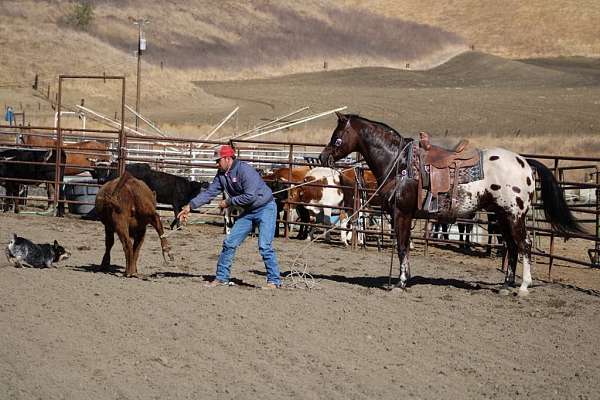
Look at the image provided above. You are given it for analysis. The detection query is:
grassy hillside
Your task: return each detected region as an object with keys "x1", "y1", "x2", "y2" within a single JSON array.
[
  {"x1": 343, "y1": 0, "x2": 600, "y2": 59},
  {"x1": 0, "y1": 0, "x2": 598, "y2": 142},
  {"x1": 0, "y1": 0, "x2": 465, "y2": 128}
]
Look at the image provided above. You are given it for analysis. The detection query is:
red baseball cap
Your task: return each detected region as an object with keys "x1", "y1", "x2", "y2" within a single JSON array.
[{"x1": 213, "y1": 144, "x2": 235, "y2": 160}]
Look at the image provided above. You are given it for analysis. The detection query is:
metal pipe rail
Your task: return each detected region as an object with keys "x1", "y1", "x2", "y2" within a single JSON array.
[{"x1": 2, "y1": 107, "x2": 599, "y2": 273}]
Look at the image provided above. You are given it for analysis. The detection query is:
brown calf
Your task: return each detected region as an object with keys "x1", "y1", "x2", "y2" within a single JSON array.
[{"x1": 95, "y1": 171, "x2": 174, "y2": 277}]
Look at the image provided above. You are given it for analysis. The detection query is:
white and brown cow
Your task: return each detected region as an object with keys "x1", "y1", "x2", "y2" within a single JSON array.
[{"x1": 289, "y1": 167, "x2": 345, "y2": 242}]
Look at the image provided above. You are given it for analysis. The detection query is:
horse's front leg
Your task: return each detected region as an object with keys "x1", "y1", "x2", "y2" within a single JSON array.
[{"x1": 394, "y1": 212, "x2": 413, "y2": 289}]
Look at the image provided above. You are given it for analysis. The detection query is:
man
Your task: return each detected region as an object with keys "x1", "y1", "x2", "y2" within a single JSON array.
[{"x1": 177, "y1": 144, "x2": 282, "y2": 288}]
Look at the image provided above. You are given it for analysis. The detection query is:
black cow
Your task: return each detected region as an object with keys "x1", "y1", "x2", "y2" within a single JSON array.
[
  {"x1": 91, "y1": 162, "x2": 209, "y2": 229},
  {"x1": 0, "y1": 149, "x2": 66, "y2": 216}
]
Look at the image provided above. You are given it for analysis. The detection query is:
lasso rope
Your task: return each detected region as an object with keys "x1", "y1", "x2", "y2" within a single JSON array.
[
  {"x1": 285, "y1": 142, "x2": 412, "y2": 289},
  {"x1": 160, "y1": 209, "x2": 226, "y2": 238}
]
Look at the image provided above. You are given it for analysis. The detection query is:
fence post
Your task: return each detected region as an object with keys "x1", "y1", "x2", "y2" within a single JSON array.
[
  {"x1": 424, "y1": 218, "x2": 430, "y2": 257},
  {"x1": 118, "y1": 78, "x2": 127, "y2": 176},
  {"x1": 284, "y1": 144, "x2": 293, "y2": 239},
  {"x1": 547, "y1": 158, "x2": 561, "y2": 276},
  {"x1": 54, "y1": 77, "x2": 63, "y2": 212},
  {"x1": 351, "y1": 169, "x2": 359, "y2": 249}
]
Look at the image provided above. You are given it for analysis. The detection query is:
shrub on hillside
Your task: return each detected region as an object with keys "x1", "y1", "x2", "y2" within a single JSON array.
[{"x1": 67, "y1": 1, "x2": 94, "y2": 30}]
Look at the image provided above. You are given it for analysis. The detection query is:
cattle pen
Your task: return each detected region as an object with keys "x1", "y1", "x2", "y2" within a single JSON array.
[
  {"x1": 1, "y1": 73, "x2": 599, "y2": 278},
  {"x1": 1, "y1": 123, "x2": 598, "y2": 277}
]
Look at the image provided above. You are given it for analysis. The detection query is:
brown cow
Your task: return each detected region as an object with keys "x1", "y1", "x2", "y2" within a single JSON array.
[
  {"x1": 339, "y1": 168, "x2": 382, "y2": 245},
  {"x1": 339, "y1": 168, "x2": 381, "y2": 209},
  {"x1": 95, "y1": 171, "x2": 174, "y2": 277},
  {"x1": 22, "y1": 135, "x2": 111, "y2": 175}
]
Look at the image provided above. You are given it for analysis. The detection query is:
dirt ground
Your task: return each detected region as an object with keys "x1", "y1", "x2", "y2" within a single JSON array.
[
  {"x1": 1, "y1": 52, "x2": 600, "y2": 399},
  {"x1": 1, "y1": 212, "x2": 599, "y2": 400}
]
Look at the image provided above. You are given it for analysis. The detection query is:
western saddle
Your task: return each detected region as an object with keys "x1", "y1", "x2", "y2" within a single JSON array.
[{"x1": 417, "y1": 131, "x2": 481, "y2": 217}]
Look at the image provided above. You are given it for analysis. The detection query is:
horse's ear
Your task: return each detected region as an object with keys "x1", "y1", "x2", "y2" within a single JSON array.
[{"x1": 335, "y1": 112, "x2": 345, "y2": 121}]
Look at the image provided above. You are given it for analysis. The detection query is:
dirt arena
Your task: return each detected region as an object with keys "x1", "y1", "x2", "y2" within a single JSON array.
[{"x1": 1, "y1": 212, "x2": 599, "y2": 399}]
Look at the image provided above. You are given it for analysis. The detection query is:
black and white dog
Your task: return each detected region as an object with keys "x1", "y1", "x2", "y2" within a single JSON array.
[{"x1": 5, "y1": 234, "x2": 71, "y2": 268}]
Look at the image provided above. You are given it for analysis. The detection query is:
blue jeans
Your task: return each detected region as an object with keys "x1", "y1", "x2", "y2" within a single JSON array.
[{"x1": 215, "y1": 200, "x2": 281, "y2": 285}]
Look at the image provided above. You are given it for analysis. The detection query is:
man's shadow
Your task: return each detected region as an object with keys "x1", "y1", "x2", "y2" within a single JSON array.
[
  {"x1": 251, "y1": 269, "x2": 501, "y2": 292},
  {"x1": 72, "y1": 264, "x2": 258, "y2": 287}
]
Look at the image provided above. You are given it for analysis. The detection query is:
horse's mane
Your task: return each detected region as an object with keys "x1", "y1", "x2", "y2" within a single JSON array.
[{"x1": 345, "y1": 113, "x2": 407, "y2": 140}]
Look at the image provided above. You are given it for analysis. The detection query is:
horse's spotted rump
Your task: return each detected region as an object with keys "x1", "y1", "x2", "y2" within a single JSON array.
[
  {"x1": 526, "y1": 177, "x2": 532, "y2": 186},
  {"x1": 516, "y1": 157, "x2": 525, "y2": 168},
  {"x1": 512, "y1": 186, "x2": 521, "y2": 193},
  {"x1": 528, "y1": 192, "x2": 534, "y2": 201},
  {"x1": 490, "y1": 184, "x2": 501, "y2": 191},
  {"x1": 516, "y1": 196, "x2": 524, "y2": 210},
  {"x1": 489, "y1": 155, "x2": 500, "y2": 161}
]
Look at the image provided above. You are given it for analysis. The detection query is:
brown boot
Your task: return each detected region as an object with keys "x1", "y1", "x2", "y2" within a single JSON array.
[{"x1": 262, "y1": 282, "x2": 280, "y2": 290}]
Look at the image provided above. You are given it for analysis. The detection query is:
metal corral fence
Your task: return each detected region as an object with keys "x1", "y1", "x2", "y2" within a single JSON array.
[
  {"x1": 0, "y1": 74, "x2": 598, "y2": 275},
  {"x1": 1, "y1": 123, "x2": 598, "y2": 274}
]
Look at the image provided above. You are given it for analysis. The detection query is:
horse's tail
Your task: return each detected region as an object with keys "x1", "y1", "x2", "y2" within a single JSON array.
[{"x1": 526, "y1": 158, "x2": 585, "y2": 235}]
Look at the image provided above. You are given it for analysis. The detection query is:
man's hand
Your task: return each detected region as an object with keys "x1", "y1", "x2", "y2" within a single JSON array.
[
  {"x1": 177, "y1": 204, "x2": 191, "y2": 224},
  {"x1": 218, "y1": 200, "x2": 229, "y2": 209}
]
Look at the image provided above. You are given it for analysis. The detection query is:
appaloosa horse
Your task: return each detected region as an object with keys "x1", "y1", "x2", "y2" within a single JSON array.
[{"x1": 320, "y1": 113, "x2": 583, "y2": 295}]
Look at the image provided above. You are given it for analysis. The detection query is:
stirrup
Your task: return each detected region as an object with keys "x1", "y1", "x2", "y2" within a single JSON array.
[{"x1": 423, "y1": 192, "x2": 438, "y2": 213}]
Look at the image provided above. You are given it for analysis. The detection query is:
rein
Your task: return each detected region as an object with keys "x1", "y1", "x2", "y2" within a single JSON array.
[{"x1": 287, "y1": 141, "x2": 411, "y2": 289}]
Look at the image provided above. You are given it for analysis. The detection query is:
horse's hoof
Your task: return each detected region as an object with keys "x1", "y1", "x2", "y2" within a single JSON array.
[
  {"x1": 498, "y1": 288, "x2": 511, "y2": 296},
  {"x1": 517, "y1": 288, "x2": 529, "y2": 298}
]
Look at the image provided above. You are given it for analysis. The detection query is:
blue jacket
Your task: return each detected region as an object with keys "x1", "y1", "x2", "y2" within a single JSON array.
[{"x1": 188, "y1": 159, "x2": 273, "y2": 211}]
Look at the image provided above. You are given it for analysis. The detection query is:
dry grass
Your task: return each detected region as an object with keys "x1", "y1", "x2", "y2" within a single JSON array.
[
  {"x1": 342, "y1": 0, "x2": 600, "y2": 58},
  {"x1": 0, "y1": 0, "x2": 466, "y2": 129},
  {"x1": 1, "y1": 0, "x2": 599, "y2": 151}
]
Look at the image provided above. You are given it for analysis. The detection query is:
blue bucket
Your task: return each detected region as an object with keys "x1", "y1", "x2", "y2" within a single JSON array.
[{"x1": 64, "y1": 180, "x2": 99, "y2": 214}]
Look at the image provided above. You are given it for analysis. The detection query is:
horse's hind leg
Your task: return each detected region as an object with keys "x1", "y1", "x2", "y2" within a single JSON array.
[
  {"x1": 512, "y1": 216, "x2": 532, "y2": 296},
  {"x1": 499, "y1": 215, "x2": 532, "y2": 295},
  {"x1": 496, "y1": 214, "x2": 518, "y2": 287}
]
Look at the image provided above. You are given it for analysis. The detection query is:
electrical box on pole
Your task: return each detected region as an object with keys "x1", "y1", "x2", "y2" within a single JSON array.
[{"x1": 140, "y1": 32, "x2": 146, "y2": 51}]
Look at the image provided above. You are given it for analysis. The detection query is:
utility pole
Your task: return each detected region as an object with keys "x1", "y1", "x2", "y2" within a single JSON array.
[{"x1": 130, "y1": 17, "x2": 149, "y2": 131}]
